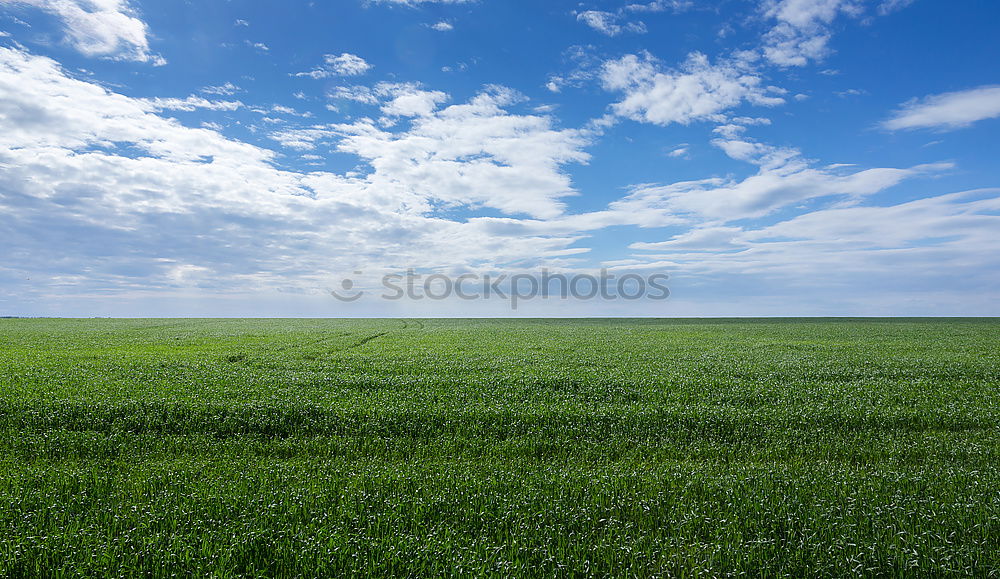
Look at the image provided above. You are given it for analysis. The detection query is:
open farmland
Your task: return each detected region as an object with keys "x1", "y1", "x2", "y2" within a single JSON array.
[{"x1": 1, "y1": 318, "x2": 999, "y2": 576}]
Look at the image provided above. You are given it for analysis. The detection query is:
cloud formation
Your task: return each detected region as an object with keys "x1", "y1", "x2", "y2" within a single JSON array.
[
  {"x1": 576, "y1": 10, "x2": 646, "y2": 36},
  {"x1": 0, "y1": 0, "x2": 994, "y2": 318},
  {"x1": 296, "y1": 53, "x2": 372, "y2": 79},
  {"x1": 882, "y1": 86, "x2": 1000, "y2": 131},
  {"x1": 0, "y1": 0, "x2": 163, "y2": 63},
  {"x1": 601, "y1": 52, "x2": 785, "y2": 126},
  {"x1": 0, "y1": 46, "x2": 597, "y2": 304},
  {"x1": 760, "y1": 0, "x2": 863, "y2": 66}
]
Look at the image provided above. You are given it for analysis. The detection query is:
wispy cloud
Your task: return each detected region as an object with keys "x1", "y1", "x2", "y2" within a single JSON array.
[
  {"x1": 200, "y1": 82, "x2": 241, "y2": 96},
  {"x1": 628, "y1": 189, "x2": 1000, "y2": 306},
  {"x1": 877, "y1": 0, "x2": 915, "y2": 15},
  {"x1": 882, "y1": 86, "x2": 1000, "y2": 131},
  {"x1": 139, "y1": 96, "x2": 244, "y2": 112},
  {"x1": 576, "y1": 10, "x2": 646, "y2": 37},
  {"x1": 323, "y1": 81, "x2": 449, "y2": 116},
  {"x1": 371, "y1": 0, "x2": 473, "y2": 5}
]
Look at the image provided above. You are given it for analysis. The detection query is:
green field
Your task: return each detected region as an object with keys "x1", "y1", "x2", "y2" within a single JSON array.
[{"x1": 1, "y1": 318, "x2": 999, "y2": 576}]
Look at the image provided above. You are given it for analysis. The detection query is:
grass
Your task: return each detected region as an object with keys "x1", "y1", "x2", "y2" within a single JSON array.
[{"x1": 1, "y1": 317, "x2": 998, "y2": 576}]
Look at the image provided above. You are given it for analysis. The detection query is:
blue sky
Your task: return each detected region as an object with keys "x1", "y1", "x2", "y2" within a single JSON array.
[{"x1": 1, "y1": 0, "x2": 999, "y2": 316}]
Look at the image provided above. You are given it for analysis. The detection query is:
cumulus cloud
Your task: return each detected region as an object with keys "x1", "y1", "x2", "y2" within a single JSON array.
[
  {"x1": 1, "y1": 39, "x2": 992, "y2": 315},
  {"x1": 0, "y1": 0, "x2": 163, "y2": 64},
  {"x1": 380, "y1": 85, "x2": 450, "y2": 117},
  {"x1": 330, "y1": 87, "x2": 591, "y2": 219},
  {"x1": 760, "y1": 0, "x2": 863, "y2": 66},
  {"x1": 882, "y1": 86, "x2": 1000, "y2": 131},
  {"x1": 601, "y1": 52, "x2": 785, "y2": 126},
  {"x1": 296, "y1": 53, "x2": 372, "y2": 79},
  {"x1": 0, "y1": 46, "x2": 602, "y2": 304}
]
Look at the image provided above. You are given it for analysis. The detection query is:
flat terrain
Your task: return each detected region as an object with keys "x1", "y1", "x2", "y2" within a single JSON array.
[{"x1": 1, "y1": 318, "x2": 999, "y2": 576}]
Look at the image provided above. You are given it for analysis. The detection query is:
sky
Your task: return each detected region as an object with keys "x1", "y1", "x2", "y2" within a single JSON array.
[{"x1": 1, "y1": 0, "x2": 999, "y2": 317}]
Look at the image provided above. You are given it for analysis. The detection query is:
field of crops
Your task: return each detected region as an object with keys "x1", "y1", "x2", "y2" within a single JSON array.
[{"x1": 1, "y1": 318, "x2": 999, "y2": 576}]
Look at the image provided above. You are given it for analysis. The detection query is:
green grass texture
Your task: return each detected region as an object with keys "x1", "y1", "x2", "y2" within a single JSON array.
[{"x1": 1, "y1": 318, "x2": 998, "y2": 577}]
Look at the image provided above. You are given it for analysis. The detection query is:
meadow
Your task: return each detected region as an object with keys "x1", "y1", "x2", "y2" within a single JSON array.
[{"x1": 0, "y1": 318, "x2": 998, "y2": 577}]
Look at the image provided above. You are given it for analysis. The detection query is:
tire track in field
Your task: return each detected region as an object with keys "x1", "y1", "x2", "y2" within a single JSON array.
[
  {"x1": 271, "y1": 332, "x2": 352, "y2": 353},
  {"x1": 347, "y1": 331, "x2": 389, "y2": 349},
  {"x1": 288, "y1": 320, "x2": 423, "y2": 354},
  {"x1": 343, "y1": 319, "x2": 423, "y2": 350}
]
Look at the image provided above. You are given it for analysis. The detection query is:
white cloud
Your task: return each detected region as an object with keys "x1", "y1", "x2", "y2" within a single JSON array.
[
  {"x1": 628, "y1": 190, "x2": 1000, "y2": 303},
  {"x1": 0, "y1": 47, "x2": 329, "y2": 293},
  {"x1": 752, "y1": 189, "x2": 1000, "y2": 247},
  {"x1": 760, "y1": 0, "x2": 863, "y2": 66},
  {"x1": 328, "y1": 53, "x2": 371, "y2": 75},
  {"x1": 1, "y1": 40, "x2": 994, "y2": 315},
  {"x1": 0, "y1": 46, "x2": 602, "y2": 304},
  {"x1": 666, "y1": 145, "x2": 689, "y2": 158},
  {"x1": 615, "y1": 130, "x2": 953, "y2": 222},
  {"x1": 328, "y1": 85, "x2": 381, "y2": 104},
  {"x1": 430, "y1": 21, "x2": 454, "y2": 31},
  {"x1": 324, "y1": 82, "x2": 449, "y2": 117},
  {"x1": 877, "y1": 0, "x2": 914, "y2": 15},
  {"x1": 601, "y1": 52, "x2": 785, "y2": 126},
  {"x1": 574, "y1": 1, "x2": 689, "y2": 37},
  {"x1": 576, "y1": 9, "x2": 647, "y2": 36},
  {"x1": 296, "y1": 53, "x2": 372, "y2": 79},
  {"x1": 626, "y1": 161, "x2": 943, "y2": 222},
  {"x1": 0, "y1": 48, "x2": 263, "y2": 163},
  {"x1": 577, "y1": 11, "x2": 622, "y2": 36},
  {"x1": 269, "y1": 126, "x2": 337, "y2": 151},
  {"x1": 624, "y1": 1, "x2": 692, "y2": 12},
  {"x1": 373, "y1": 0, "x2": 472, "y2": 4},
  {"x1": 762, "y1": 0, "x2": 858, "y2": 29},
  {"x1": 331, "y1": 87, "x2": 591, "y2": 218},
  {"x1": 139, "y1": 96, "x2": 244, "y2": 112},
  {"x1": 277, "y1": 86, "x2": 593, "y2": 218},
  {"x1": 380, "y1": 85, "x2": 449, "y2": 117},
  {"x1": 882, "y1": 86, "x2": 1000, "y2": 131},
  {"x1": 269, "y1": 104, "x2": 309, "y2": 117},
  {"x1": 0, "y1": 0, "x2": 163, "y2": 63},
  {"x1": 200, "y1": 82, "x2": 241, "y2": 96}
]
